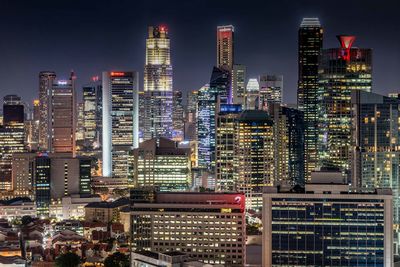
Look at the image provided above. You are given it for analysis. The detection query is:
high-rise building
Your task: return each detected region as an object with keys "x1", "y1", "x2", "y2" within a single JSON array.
[
  {"x1": 197, "y1": 67, "x2": 230, "y2": 171},
  {"x1": 102, "y1": 71, "x2": 139, "y2": 180},
  {"x1": 143, "y1": 25, "x2": 173, "y2": 141},
  {"x1": 245, "y1": 78, "x2": 260, "y2": 110},
  {"x1": 76, "y1": 102, "x2": 84, "y2": 143},
  {"x1": 297, "y1": 18, "x2": 323, "y2": 181},
  {"x1": 38, "y1": 71, "x2": 56, "y2": 151},
  {"x1": 132, "y1": 138, "x2": 191, "y2": 191},
  {"x1": 259, "y1": 75, "x2": 283, "y2": 109},
  {"x1": 185, "y1": 90, "x2": 198, "y2": 141},
  {"x1": 172, "y1": 90, "x2": 185, "y2": 141},
  {"x1": 263, "y1": 178, "x2": 393, "y2": 267},
  {"x1": 49, "y1": 73, "x2": 76, "y2": 154},
  {"x1": 215, "y1": 104, "x2": 242, "y2": 191},
  {"x1": 12, "y1": 153, "x2": 36, "y2": 197},
  {"x1": 217, "y1": 25, "x2": 234, "y2": 70},
  {"x1": 131, "y1": 192, "x2": 246, "y2": 266},
  {"x1": 35, "y1": 154, "x2": 51, "y2": 217},
  {"x1": 351, "y1": 90, "x2": 400, "y2": 226},
  {"x1": 232, "y1": 64, "x2": 246, "y2": 106},
  {"x1": 319, "y1": 35, "x2": 372, "y2": 174},
  {"x1": 82, "y1": 77, "x2": 102, "y2": 150},
  {"x1": 268, "y1": 104, "x2": 305, "y2": 186},
  {"x1": 0, "y1": 95, "x2": 26, "y2": 190},
  {"x1": 234, "y1": 110, "x2": 274, "y2": 210}
]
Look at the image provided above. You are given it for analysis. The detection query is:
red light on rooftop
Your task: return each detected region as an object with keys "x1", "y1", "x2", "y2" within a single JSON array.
[
  {"x1": 110, "y1": 72, "x2": 125, "y2": 76},
  {"x1": 337, "y1": 35, "x2": 356, "y2": 61},
  {"x1": 159, "y1": 25, "x2": 168, "y2": 32},
  {"x1": 337, "y1": 35, "x2": 356, "y2": 49},
  {"x1": 92, "y1": 76, "x2": 99, "y2": 82}
]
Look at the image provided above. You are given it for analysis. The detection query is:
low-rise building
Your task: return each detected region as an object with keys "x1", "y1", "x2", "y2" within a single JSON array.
[
  {"x1": 0, "y1": 197, "x2": 36, "y2": 220},
  {"x1": 85, "y1": 198, "x2": 129, "y2": 223}
]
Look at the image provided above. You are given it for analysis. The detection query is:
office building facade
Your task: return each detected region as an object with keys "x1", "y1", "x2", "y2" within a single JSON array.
[
  {"x1": 38, "y1": 71, "x2": 56, "y2": 151},
  {"x1": 102, "y1": 71, "x2": 139, "y2": 180},
  {"x1": 297, "y1": 18, "x2": 323, "y2": 181},
  {"x1": 143, "y1": 25, "x2": 173, "y2": 141},
  {"x1": 131, "y1": 192, "x2": 246, "y2": 266},
  {"x1": 217, "y1": 25, "x2": 234, "y2": 70}
]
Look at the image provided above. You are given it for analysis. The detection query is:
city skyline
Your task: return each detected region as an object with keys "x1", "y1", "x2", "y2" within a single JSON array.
[{"x1": 0, "y1": 0, "x2": 399, "y2": 105}]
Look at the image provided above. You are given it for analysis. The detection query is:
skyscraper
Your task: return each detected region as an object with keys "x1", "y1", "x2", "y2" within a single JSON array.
[
  {"x1": 234, "y1": 110, "x2": 274, "y2": 210},
  {"x1": 38, "y1": 71, "x2": 56, "y2": 151},
  {"x1": 268, "y1": 104, "x2": 305, "y2": 186},
  {"x1": 319, "y1": 36, "x2": 372, "y2": 174},
  {"x1": 197, "y1": 67, "x2": 230, "y2": 171},
  {"x1": 102, "y1": 71, "x2": 139, "y2": 180},
  {"x1": 0, "y1": 95, "x2": 26, "y2": 190},
  {"x1": 245, "y1": 78, "x2": 260, "y2": 110},
  {"x1": 231, "y1": 64, "x2": 246, "y2": 106},
  {"x1": 215, "y1": 104, "x2": 242, "y2": 191},
  {"x1": 259, "y1": 74, "x2": 283, "y2": 109},
  {"x1": 172, "y1": 90, "x2": 184, "y2": 141},
  {"x1": 35, "y1": 154, "x2": 51, "y2": 217},
  {"x1": 297, "y1": 18, "x2": 323, "y2": 181},
  {"x1": 49, "y1": 73, "x2": 76, "y2": 154},
  {"x1": 217, "y1": 25, "x2": 234, "y2": 70},
  {"x1": 143, "y1": 25, "x2": 173, "y2": 141},
  {"x1": 351, "y1": 90, "x2": 400, "y2": 226},
  {"x1": 82, "y1": 77, "x2": 102, "y2": 150}
]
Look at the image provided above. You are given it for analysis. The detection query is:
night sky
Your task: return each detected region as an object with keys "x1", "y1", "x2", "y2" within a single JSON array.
[{"x1": 0, "y1": 0, "x2": 399, "y2": 105}]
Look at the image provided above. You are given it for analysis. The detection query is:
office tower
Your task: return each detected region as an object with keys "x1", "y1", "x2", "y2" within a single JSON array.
[
  {"x1": 35, "y1": 154, "x2": 51, "y2": 217},
  {"x1": 49, "y1": 73, "x2": 76, "y2": 154},
  {"x1": 172, "y1": 90, "x2": 184, "y2": 141},
  {"x1": 234, "y1": 110, "x2": 274, "y2": 210},
  {"x1": 185, "y1": 90, "x2": 198, "y2": 141},
  {"x1": 3, "y1": 95, "x2": 24, "y2": 125},
  {"x1": 102, "y1": 71, "x2": 139, "y2": 180},
  {"x1": 215, "y1": 104, "x2": 242, "y2": 191},
  {"x1": 319, "y1": 36, "x2": 372, "y2": 174},
  {"x1": 83, "y1": 78, "x2": 102, "y2": 150},
  {"x1": 0, "y1": 95, "x2": 26, "y2": 190},
  {"x1": 268, "y1": 104, "x2": 305, "y2": 186},
  {"x1": 297, "y1": 18, "x2": 323, "y2": 181},
  {"x1": 143, "y1": 25, "x2": 173, "y2": 141},
  {"x1": 232, "y1": 64, "x2": 246, "y2": 106},
  {"x1": 38, "y1": 71, "x2": 56, "y2": 151},
  {"x1": 217, "y1": 25, "x2": 234, "y2": 70},
  {"x1": 245, "y1": 78, "x2": 260, "y2": 110},
  {"x1": 351, "y1": 90, "x2": 400, "y2": 225},
  {"x1": 27, "y1": 99, "x2": 40, "y2": 151},
  {"x1": 76, "y1": 102, "x2": 84, "y2": 143},
  {"x1": 197, "y1": 67, "x2": 230, "y2": 171},
  {"x1": 138, "y1": 91, "x2": 145, "y2": 143},
  {"x1": 262, "y1": 178, "x2": 393, "y2": 267},
  {"x1": 12, "y1": 153, "x2": 36, "y2": 197},
  {"x1": 259, "y1": 75, "x2": 283, "y2": 110},
  {"x1": 132, "y1": 138, "x2": 191, "y2": 191},
  {"x1": 131, "y1": 192, "x2": 246, "y2": 266}
]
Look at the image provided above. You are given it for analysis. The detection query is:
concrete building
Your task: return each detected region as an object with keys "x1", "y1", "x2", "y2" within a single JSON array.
[
  {"x1": 84, "y1": 197, "x2": 129, "y2": 223},
  {"x1": 0, "y1": 198, "x2": 36, "y2": 220},
  {"x1": 131, "y1": 192, "x2": 246, "y2": 266}
]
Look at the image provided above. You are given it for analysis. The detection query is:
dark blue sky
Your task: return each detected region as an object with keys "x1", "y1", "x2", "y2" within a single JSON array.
[{"x1": 0, "y1": 0, "x2": 399, "y2": 105}]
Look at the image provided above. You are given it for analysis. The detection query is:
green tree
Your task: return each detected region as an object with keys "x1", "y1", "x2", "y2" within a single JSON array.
[
  {"x1": 104, "y1": 252, "x2": 129, "y2": 267},
  {"x1": 55, "y1": 252, "x2": 80, "y2": 267},
  {"x1": 21, "y1": 215, "x2": 33, "y2": 225}
]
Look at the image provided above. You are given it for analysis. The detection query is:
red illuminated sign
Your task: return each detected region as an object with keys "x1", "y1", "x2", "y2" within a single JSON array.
[
  {"x1": 111, "y1": 72, "x2": 125, "y2": 76},
  {"x1": 337, "y1": 35, "x2": 356, "y2": 61}
]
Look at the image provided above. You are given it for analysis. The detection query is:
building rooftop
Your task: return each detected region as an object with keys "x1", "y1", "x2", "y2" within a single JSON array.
[{"x1": 85, "y1": 197, "x2": 129, "y2": 209}]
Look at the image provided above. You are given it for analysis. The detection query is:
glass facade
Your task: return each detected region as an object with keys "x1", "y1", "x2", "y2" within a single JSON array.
[
  {"x1": 270, "y1": 197, "x2": 386, "y2": 266},
  {"x1": 82, "y1": 80, "x2": 102, "y2": 150},
  {"x1": 297, "y1": 18, "x2": 323, "y2": 181},
  {"x1": 319, "y1": 37, "x2": 372, "y2": 175},
  {"x1": 143, "y1": 26, "x2": 173, "y2": 141},
  {"x1": 35, "y1": 155, "x2": 51, "y2": 217}
]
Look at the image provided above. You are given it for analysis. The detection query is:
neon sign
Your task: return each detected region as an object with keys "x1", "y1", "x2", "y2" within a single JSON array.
[{"x1": 111, "y1": 72, "x2": 125, "y2": 76}]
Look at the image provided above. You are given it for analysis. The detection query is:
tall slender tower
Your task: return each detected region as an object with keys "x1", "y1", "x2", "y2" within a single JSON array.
[
  {"x1": 217, "y1": 25, "x2": 234, "y2": 70},
  {"x1": 143, "y1": 25, "x2": 173, "y2": 141},
  {"x1": 102, "y1": 71, "x2": 139, "y2": 180},
  {"x1": 38, "y1": 71, "x2": 56, "y2": 151},
  {"x1": 297, "y1": 18, "x2": 323, "y2": 181},
  {"x1": 49, "y1": 73, "x2": 76, "y2": 154}
]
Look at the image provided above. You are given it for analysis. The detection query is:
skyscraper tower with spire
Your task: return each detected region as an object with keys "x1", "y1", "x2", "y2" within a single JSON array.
[{"x1": 143, "y1": 25, "x2": 173, "y2": 141}]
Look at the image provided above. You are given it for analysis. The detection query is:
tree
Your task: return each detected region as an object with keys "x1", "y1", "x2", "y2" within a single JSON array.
[
  {"x1": 55, "y1": 252, "x2": 80, "y2": 267},
  {"x1": 21, "y1": 215, "x2": 33, "y2": 225},
  {"x1": 104, "y1": 252, "x2": 129, "y2": 267}
]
